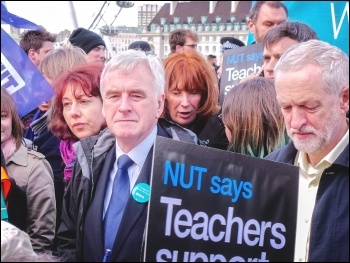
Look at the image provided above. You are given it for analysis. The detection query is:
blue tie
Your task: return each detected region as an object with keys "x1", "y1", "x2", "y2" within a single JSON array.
[{"x1": 104, "y1": 154, "x2": 133, "y2": 250}]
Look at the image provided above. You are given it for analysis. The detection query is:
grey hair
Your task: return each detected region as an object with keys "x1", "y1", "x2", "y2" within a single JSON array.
[
  {"x1": 262, "y1": 21, "x2": 319, "y2": 50},
  {"x1": 249, "y1": 1, "x2": 288, "y2": 24},
  {"x1": 275, "y1": 40, "x2": 349, "y2": 95},
  {"x1": 101, "y1": 49, "x2": 165, "y2": 98}
]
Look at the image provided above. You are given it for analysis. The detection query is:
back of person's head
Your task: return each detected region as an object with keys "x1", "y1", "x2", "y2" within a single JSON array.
[
  {"x1": 1, "y1": 88, "x2": 23, "y2": 149},
  {"x1": 19, "y1": 28, "x2": 56, "y2": 55},
  {"x1": 38, "y1": 46, "x2": 87, "y2": 86},
  {"x1": 275, "y1": 39, "x2": 349, "y2": 95},
  {"x1": 101, "y1": 49, "x2": 165, "y2": 98},
  {"x1": 163, "y1": 50, "x2": 219, "y2": 119},
  {"x1": 169, "y1": 29, "x2": 199, "y2": 53},
  {"x1": 68, "y1": 27, "x2": 105, "y2": 54},
  {"x1": 1, "y1": 220, "x2": 57, "y2": 262},
  {"x1": 262, "y1": 21, "x2": 319, "y2": 50},
  {"x1": 128, "y1": 40, "x2": 153, "y2": 55},
  {"x1": 222, "y1": 77, "x2": 287, "y2": 158},
  {"x1": 249, "y1": 1, "x2": 288, "y2": 23},
  {"x1": 49, "y1": 63, "x2": 104, "y2": 141}
]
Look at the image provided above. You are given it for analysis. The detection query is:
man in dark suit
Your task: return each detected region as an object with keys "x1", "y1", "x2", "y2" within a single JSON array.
[
  {"x1": 265, "y1": 40, "x2": 349, "y2": 262},
  {"x1": 56, "y1": 50, "x2": 198, "y2": 262}
]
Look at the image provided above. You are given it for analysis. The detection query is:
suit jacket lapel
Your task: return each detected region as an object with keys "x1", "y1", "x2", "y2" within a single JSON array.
[{"x1": 84, "y1": 145, "x2": 116, "y2": 256}]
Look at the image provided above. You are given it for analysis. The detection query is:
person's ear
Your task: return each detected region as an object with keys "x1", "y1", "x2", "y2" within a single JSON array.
[
  {"x1": 340, "y1": 84, "x2": 349, "y2": 114},
  {"x1": 28, "y1": 49, "x2": 37, "y2": 63},
  {"x1": 175, "y1": 45, "x2": 183, "y2": 52},
  {"x1": 247, "y1": 19, "x2": 255, "y2": 35},
  {"x1": 156, "y1": 94, "x2": 165, "y2": 119}
]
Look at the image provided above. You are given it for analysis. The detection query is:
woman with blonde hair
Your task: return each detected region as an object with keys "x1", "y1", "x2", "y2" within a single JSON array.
[
  {"x1": 1, "y1": 87, "x2": 56, "y2": 253},
  {"x1": 221, "y1": 77, "x2": 288, "y2": 158}
]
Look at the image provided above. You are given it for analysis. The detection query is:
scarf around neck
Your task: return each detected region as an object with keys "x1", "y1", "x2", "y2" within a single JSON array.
[{"x1": 60, "y1": 139, "x2": 77, "y2": 182}]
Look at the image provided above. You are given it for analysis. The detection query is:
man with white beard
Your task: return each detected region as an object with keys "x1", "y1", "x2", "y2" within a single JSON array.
[{"x1": 265, "y1": 40, "x2": 349, "y2": 262}]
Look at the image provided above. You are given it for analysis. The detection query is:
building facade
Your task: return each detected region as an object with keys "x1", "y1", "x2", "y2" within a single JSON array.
[
  {"x1": 140, "y1": 1, "x2": 251, "y2": 60},
  {"x1": 106, "y1": 1, "x2": 251, "y2": 61}
]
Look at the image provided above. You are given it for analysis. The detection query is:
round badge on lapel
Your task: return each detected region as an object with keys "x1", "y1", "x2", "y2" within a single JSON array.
[{"x1": 132, "y1": 183, "x2": 150, "y2": 203}]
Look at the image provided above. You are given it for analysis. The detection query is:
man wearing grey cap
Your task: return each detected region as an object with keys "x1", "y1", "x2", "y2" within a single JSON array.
[{"x1": 69, "y1": 27, "x2": 106, "y2": 65}]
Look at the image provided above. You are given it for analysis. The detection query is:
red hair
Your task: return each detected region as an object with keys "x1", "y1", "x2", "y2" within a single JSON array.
[
  {"x1": 49, "y1": 63, "x2": 104, "y2": 140},
  {"x1": 162, "y1": 50, "x2": 219, "y2": 122}
]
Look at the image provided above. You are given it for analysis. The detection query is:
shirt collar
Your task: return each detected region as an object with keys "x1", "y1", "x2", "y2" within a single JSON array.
[
  {"x1": 297, "y1": 120, "x2": 349, "y2": 170},
  {"x1": 115, "y1": 125, "x2": 157, "y2": 168}
]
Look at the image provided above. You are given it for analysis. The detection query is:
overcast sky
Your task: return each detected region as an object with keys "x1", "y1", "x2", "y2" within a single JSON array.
[{"x1": 3, "y1": 1, "x2": 170, "y2": 34}]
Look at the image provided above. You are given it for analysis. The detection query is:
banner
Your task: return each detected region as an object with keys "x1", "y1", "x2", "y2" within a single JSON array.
[
  {"x1": 1, "y1": 28, "x2": 54, "y2": 117},
  {"x1": 219, "y1": 43, "x2": 263, "y2": 105},
  {"x1": 144, "y1": 136, "x2": 299, "y2": 262},
  {"x1": 247, "y1": 1, "x2": 349, "y2": 56}
]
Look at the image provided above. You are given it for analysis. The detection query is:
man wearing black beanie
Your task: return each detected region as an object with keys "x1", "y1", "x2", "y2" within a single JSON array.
[{"x1": 69, "y1": 27, "x2": 106, "y2": 65}]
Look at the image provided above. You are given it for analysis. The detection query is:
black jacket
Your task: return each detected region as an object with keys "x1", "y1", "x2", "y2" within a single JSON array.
[{"x1": 265, "y1": 142, "x2": 349, "y2": 262}]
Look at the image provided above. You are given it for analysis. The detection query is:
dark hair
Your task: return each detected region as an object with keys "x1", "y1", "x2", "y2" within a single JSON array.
[
  {"x1": 207, "y1": 54, "x2": 217, "y2": 60},
  {"x1": 169, "y1": 29, "x2": 199, "y2": 53},
  {"x1": 249, "y1": 1, "x2": 288, "y2": 24},
  {"x1": 222, "y1": 77, "x2": 288, "y2": 158},
  {"x1": 19, "y1": 29, "x2": 56, "y2": 55},
  {"x1": 162, "y1": 50, "x2": 219, "y2": 123},
  {"x1": 1, "y1": 88, "x2": 24, "y2": 149},
  {"x1": 262, "y1": 21, "x2": 319, "y2": 50},
  {"x1": 49, "y1": 63, "x2": 104, "y2": 140}
]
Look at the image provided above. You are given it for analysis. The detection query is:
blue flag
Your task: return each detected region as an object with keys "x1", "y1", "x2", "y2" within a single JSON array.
[
  {"x1": 1, "y1": 1, "x2": 40, "y2": 29},
  {"x1": 1, "y1": 28, "x2": 54, "y2": 117}
]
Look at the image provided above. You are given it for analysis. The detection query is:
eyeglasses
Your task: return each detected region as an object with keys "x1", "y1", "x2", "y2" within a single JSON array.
[
  {"x1": 184, "y1": 44, "x2": 198, "y2": 49},
  {"x1": 218, "y1": 113, "x2": 225, "y2": 127}
]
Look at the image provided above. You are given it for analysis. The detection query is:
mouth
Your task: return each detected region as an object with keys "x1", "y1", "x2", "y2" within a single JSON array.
[
  {"x1": 117, "y1": 120, "x2": 135, "y2": 124},
  {"x1": 73, "y1": 123, "x2": 85, "y2": 128},
  {"x1": 292, "y1": 132, "x2": 313, "y2": 139},
  {"x1": 178, "y1": 112, "x2": 192, "y2": 119}
]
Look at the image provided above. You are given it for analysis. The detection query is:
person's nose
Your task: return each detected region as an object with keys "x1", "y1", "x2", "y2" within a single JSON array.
[
  {"x1": 118, "y1": 95, "x2": 132, "y2": 112},
  {"x1": 180, "y1": 92, "x2": 190, "y2": 107},
  {"x1": 264, "y1": 60, "x2": 275, "y2": 78},
  {"x1": 69, "y1": 103, "x2": 81, "y2": 118},
  {"x1": 290, "y1": 107, "x2": 307, "y2": 130}
]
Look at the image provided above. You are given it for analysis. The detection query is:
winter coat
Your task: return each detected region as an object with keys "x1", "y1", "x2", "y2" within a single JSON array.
[{"x1": 5, "y1": 142, "x2": 56, "y2": 253}]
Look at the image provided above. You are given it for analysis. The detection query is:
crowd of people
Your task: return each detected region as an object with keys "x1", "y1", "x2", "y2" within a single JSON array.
[{"x1": 1, "y1": 1, "x2": 348, "y2": 262}]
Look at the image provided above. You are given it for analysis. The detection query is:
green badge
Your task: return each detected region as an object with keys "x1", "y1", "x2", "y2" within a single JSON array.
[{"x1": 132, "y1": 183, "x2": 150, "y2": 203}]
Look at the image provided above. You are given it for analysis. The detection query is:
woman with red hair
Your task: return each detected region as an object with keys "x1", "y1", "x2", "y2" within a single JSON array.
[
  {"x1": 162, "y1": 50, "x2": 220, "y2": 136},
  {"x1": 49, "y1": 63, "x2": 106, "y2": 182}
]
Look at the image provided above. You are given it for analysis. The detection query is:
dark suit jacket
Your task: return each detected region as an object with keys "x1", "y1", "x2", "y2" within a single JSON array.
[
  {"x1": 82, "y1": 126, "x2": 176, "y2": 262},
  {"x1": 57, "y1": 121, "x2": 198, "y2": 262},
  {"x1": 83, "y1": 145, "x2": 152, "y2": 262}
]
